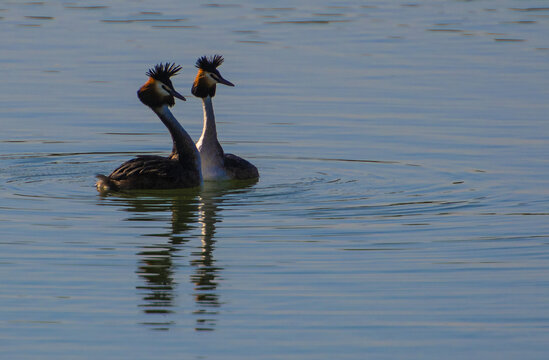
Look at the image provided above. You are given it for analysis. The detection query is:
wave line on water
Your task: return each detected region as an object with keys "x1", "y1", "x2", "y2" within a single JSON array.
[
  {"x1": 258, "y1": 154, "x2": 420, "y2": 167},
  {"x1": 0, "y1": 150, "x2": 160, "y2": 160}
]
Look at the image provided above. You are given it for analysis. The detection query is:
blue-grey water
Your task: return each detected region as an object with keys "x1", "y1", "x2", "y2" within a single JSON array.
[{"x1": 1, "y1": 1, "x2": 548, "y2": 359}]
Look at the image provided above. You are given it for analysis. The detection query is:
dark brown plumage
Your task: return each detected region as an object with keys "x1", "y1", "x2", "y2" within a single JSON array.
[
  {"x1": 97, "y1": 155, "x2": 200, "y2": 191},
  {"x1": 224, "y1": 153, "x2": 259, "y2": 180}
]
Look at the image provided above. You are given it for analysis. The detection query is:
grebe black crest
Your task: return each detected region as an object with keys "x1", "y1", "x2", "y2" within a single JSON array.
[
  {"x1": 192, "y1": 55, "x2": 259, "y2": 181},
  {"x1": 195, "y1": 54, "x2": 225, "y2": 72},
  {"x1": 96, "y1": 62, "x2": 202, "y2": 192},
  {"x1": 147, "y1": 62, "x2": 182, "y2": 80}
]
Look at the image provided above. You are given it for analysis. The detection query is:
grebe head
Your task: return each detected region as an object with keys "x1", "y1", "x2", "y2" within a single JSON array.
[
  {"x1": 191, "y1": 54, "x2": 234, "y2": 98},
  {"x1": 137, "y1": 63, "x2": 186, "y2": 108}
]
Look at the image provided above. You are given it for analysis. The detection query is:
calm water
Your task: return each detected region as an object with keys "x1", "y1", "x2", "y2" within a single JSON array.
[{"x1": 1, "y1": 1, "x2": 549, "y2": 359}]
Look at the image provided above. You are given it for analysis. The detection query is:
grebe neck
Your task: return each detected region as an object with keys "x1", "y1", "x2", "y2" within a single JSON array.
[
  {"x1": 153, "y1": 105, "x2": 202, "y2": 178},
  {"x1": 196, "y1": 95, "x2": 227, "y2": 180},
  {"x1": 199, "y1": 96, "x2": 217, "y2": 141}
]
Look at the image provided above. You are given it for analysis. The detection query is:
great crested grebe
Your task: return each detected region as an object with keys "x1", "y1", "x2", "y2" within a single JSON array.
[
  {"x1": 96, "y1": 63, "x2": 202, "y2": 191},
  {"x1": 192, "y1": 55, "x2": 259, "y2": 181}
]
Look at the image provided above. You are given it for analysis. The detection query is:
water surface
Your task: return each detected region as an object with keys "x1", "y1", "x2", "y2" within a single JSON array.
[{"x1": 1, "y1": 1, "x2": 548, "y2": 359}]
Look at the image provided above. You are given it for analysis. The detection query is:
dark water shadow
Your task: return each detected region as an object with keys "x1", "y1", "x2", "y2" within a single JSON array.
[{"x1": 97, "y1": 180, "x2": 258, "y2": 331}]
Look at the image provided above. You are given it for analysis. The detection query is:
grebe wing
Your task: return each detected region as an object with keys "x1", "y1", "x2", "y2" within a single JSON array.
[
  {"x1": 97, "y1": 155, "x2": 200, "y2": 191},
  {"x1": 102, "y1": 155, "x2": 197, "y2": 190},
  {"x1": 108, "y1": 155, "x2": 176, "y2": 180},
  {"x1": 224, "y1": 153, "x2": 259, "y2": 180}
]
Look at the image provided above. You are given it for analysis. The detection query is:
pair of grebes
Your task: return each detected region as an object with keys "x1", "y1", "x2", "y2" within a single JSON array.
[{"x1": 96, "y1": 55, "x2": 258, "y2": 192}]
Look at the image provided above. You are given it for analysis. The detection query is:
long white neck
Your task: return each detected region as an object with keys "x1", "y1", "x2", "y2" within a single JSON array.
[
  {"x1": 196, "y1": 96, "x2": 227, "y2": 180},
  {"x1": 153, "y1": 105, "x2": 202, "y2": 179},
  {"x1": 198, "y1": 96, "x2": 217, "y2": 143}
]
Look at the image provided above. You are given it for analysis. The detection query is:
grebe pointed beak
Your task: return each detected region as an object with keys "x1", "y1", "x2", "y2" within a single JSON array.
[
  {"x1": 217, "y1": 74, "x2": 235, "y2": 87},
  {"x1": 169, "y1": 88, "x2": 186, "y2": 101}
]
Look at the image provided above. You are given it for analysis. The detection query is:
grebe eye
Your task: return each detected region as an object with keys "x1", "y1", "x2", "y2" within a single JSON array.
[{"x1": 161, "y1": 85, "x2": 172, "y2": 94}]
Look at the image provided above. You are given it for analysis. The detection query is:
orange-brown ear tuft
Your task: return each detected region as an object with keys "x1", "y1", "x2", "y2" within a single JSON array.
[{"x1": 191, "y1": 70, "x2": 216, "y2": 98}]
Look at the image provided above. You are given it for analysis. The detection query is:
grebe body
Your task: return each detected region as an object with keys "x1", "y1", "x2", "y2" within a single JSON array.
[
  {"x1": 96, "y1": 63, "x2": 202, "y2": 192},
  {"x1": 192, "y1": 55, "x2": 259, "y2": 181}
]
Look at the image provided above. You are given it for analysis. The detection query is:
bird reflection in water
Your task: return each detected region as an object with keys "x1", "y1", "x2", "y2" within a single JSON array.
[
  {"x1": 191, "y1": 186, "x2": 223, "y2": 331},
  {"x1": 191, "y1": 181, "x2": 257, "y2": 330},
  {"x1": 101, "y1": 180, "x2": 256, "y2": 331}
]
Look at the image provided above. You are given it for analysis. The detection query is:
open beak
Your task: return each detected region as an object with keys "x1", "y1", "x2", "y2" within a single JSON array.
[{"x1": 169, "y1": 88, "x2": 186, "y2": 101}]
